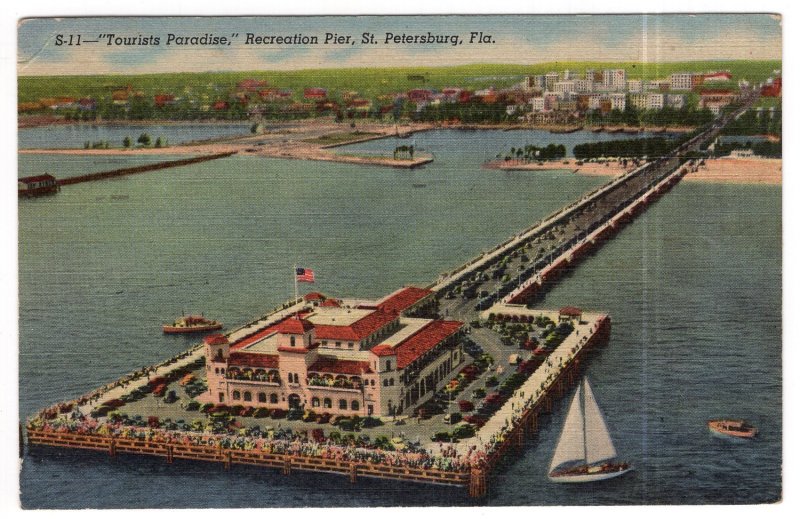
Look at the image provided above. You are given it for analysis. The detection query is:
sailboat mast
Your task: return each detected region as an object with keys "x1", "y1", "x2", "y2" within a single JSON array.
[{"x1": 582, "y1": 378, "x2": 588, "y2": 464}]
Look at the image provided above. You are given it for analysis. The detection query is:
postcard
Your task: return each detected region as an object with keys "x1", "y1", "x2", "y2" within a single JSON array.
[{"x1": 17, "y1": 13, "x2": 782, "y2": 508}]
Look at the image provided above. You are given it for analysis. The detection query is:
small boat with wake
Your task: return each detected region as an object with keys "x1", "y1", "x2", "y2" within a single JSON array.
[
  {"x1": 708, "y1": 419, "x2": 757, "y2": 439},
  {"x1": 162, "y1": 314, "x2": 223, "y2": 334},
  {"x1": 548, "y1": 377, "x2": 633, "y2": 483}
]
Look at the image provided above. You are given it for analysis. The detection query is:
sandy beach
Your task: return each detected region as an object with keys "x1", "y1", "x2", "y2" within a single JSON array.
[
  {"x1": 484, "y1": 158, "x2": 631, "y2": 177},
  {"x1": 683, "y1": 157, "x2": 782, "y2": 185}
]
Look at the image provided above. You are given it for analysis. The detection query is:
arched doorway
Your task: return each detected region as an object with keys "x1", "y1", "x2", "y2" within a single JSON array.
[{"x1": 288, "y1": 393, "x2": 302, "y2": 410}]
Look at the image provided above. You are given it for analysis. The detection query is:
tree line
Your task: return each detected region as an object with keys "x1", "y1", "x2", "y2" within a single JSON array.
[
  {"x1": 500, "y1": 143, "x2": 566, "y2": 161},
  {"x1": 573, "y1": 137, "x2": 677, "y2": 160}
]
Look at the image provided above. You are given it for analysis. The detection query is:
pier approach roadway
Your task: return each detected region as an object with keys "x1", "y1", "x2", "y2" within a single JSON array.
[{"x1": 431, "y1": 92, "x2": 759, "y2": 332}]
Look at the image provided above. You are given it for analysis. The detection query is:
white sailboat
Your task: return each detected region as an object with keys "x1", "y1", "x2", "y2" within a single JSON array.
[{"x1": 548, "y1": 377, "x2": 632, "y2": 483}]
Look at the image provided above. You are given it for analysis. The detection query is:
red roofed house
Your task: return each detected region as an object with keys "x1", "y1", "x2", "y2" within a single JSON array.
[
  {"x1": 304, "y1": 87, "x2": 327, "y2": 100},
  {"x1": 18, "y1": 174, "x2": 59, "y2": 197},
  {"x1": 203, "y1": 286, "x2": 465, "y2": 417}
]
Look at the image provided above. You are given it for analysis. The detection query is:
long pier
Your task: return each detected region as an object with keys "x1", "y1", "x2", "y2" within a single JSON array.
[
  {"x1": 57, "y1": 151, "x2": 237, "y2": 186},
  {"x1": 25, "y1": 94, "x2": 757, "y2": 498}
]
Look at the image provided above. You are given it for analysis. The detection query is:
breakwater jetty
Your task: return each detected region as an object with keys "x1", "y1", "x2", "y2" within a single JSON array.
[{"x1": 57, "y1": 152, "x2": 237, "y2": 186}]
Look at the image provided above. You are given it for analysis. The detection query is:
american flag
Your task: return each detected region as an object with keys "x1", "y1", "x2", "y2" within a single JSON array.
[{"x1": 296, "y1": 267, "x2": 315, "y2": 283}]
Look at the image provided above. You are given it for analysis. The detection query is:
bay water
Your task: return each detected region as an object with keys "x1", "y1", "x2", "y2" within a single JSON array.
[{"x1": 18, "y1": 129, "x2": 781, "y2": 507}]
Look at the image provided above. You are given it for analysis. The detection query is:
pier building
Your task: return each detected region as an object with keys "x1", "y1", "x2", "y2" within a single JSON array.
[{"x1": 204, "y1": 287, "x2": 466, "y2": 417}]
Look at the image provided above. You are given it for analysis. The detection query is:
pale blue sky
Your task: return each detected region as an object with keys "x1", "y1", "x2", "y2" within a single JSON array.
[{"x1": 18, "y1": 14, "x2": 781, "y2": 75}]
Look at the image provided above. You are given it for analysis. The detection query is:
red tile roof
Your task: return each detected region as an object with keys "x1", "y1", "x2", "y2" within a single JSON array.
[
  {"x1": 393, "y1": 320, "x2": 463, "y2": 369},
  {"x1": 314, "y1": 310, "x2": 397, "y2": 342},
  {"x1": 276, "y1": 317, "x2": 315, "y2": 335},
  {"x1": 230, "y1": 311, "x2": 313, "y2": 351},
  {"x1": 19, "y1": 174, "x2": 57, "y2": 184},
  {"x1": 320, "y1": 298, "x2": 341, "y2": 308},
  {"x1": 228, "y1": 352, "x2": 279, "y2": 369},
  {"x1": 204, "y1": 334, "x2": 229, "y2": 346},
  {"x1": 559, "y1": 306, "x2": 582, "y2": 317},
  {"x1": 308, "y1": 357, "x2": 373, "y2": 375},
  {"x1": 377, "y1": 287, "x2": 433, "y2": 314},
  {"x1": 371, "y1": 344, "x2": 395, "y2": 357},
  {"x1": 304, "y1": 292, "x2": 326, "y2": 302}
]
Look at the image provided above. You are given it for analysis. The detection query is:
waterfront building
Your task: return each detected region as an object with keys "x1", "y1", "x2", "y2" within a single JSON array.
[
  {"x1": 544, "y1": 92, "x2": 561, "y2": 111},
  {"x1": 530, "y1": 96, "x2": 545, "y2": 112},
  {"x1": 545, "y1": 72, "x2": 560, "y2": 91},
  {"x1": 670, "y1": 73, "x2": 695, "y2": 91},
  {"x1": 203, "y1": 287, "x2": 466, "y2": 417},
  {"x1": 18, "y1": 174, "x2": 59, "y2": 197},
  {"x1": 729, "y1": 148, "x2": 755, "y2": 158},
  {"x1": 609, "y1": 93, "x2": 626, "y2": 111},
  {"x1": 647, "y1": 93, "x2": 665, "y2": 110},
  {"x1": 602, "y1": 69, "x2": 627, "y2": 91},
  {"x1": 628, "y1": 93, "x2": 648, "y2": 110},
  {"x1": 587, "y1": 93, "x2": 602, "y2": 110}
]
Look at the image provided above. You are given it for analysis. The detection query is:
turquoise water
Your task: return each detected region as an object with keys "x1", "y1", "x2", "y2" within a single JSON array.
[
  {"x1": 19, "y1": 153, "x2": 195, "y2": 180},
  {"x1": 18, "y1": 122, "x2": 252, "y2": 149},
  {"x1": 18, "y1": 129, "x2": 781, "y2": 507}
]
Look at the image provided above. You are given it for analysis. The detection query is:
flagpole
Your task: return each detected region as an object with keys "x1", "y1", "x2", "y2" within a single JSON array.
[{"x1": 293, "y1": 264, "x2": 299, "y2": 319}]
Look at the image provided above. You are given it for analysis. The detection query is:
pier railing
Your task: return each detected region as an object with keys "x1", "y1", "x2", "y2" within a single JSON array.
[{"x1": 26, "y1": 429, "x2": 470, "y2": 487}]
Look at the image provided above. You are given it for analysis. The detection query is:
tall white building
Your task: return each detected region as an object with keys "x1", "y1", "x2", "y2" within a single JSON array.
[
  {"x1": 603, "y1": 69, "x2": 627, "y2": 91},
  {"x1": 530, "y1": 96, "x2": 545, "y2": 112},
  {"x1": 545, "y1": 72, "x2": 560, "y2": 91},
  {"x1": 647, "y1": 93, "x2": 665, "y2": 110},
  {"x1": 609, "y1": 93, "x2": 626, "y2": 111},
  {"x1": 670, "y1": 73, "x2": 695, "y2": 91}
]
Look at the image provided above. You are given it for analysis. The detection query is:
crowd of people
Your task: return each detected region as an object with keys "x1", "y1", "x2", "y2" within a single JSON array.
[{"x1": 27, "y1": 411, "x2": 484, "y2": 473}]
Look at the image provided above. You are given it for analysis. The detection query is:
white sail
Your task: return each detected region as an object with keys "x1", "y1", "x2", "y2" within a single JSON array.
[
  {"x1": 583, "y1": 378, "x2": 618, "y2": 465},
  {"x1": 549, "y1": 384, "x2": 586, "y2": 472}
]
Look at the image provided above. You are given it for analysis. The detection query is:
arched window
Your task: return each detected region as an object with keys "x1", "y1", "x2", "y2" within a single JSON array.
[
  {"x1": 232, "y1": 390, "x2": 241, "y2": 400},
  {"x1": 351, "y1": 400, "x2": 360, "y2": 411},
  {"x1": 220, "y1": 368, "x2": 225, "y2": 374},
  {"x1": 270, "y1": 393, "x2": 279, "y2": 404},
  {"x1": 217, "y1": 348, "x2": 223, "y2": 358},
  {"x1": 385, "y1": 360, "x2": 392, "y2": 371},
  {"x1": 323, "y1": 398, "x2": 332, "y2": 408},
  {"x1": 370, "y1": 379, "x2": 375, "y2": 386},
  {"x1": 258, "y1": 392, "x2": 267, "y2": 403},
  {"x1": 214, "y1": 368, "x2": 219, "y2": 374},
  {"x1": 294, "y1": 373, "x2": 300, "y2": 384},
  {"x1": 383, "y1": 379, "x2": 388, "y2": 387},
  {"x1": 338, "y1": 399, "x2": 347, "y2": 410},
  {"x1": 290, "y1": 335, "x2": 296, "y2": 347},
  {"x1": 312, "y1": 397, "x2": 320, "y2": 407},
  {"x1": 389, "y1": 378, "x2": 394, "y2": 386},
  {"x1": 243, "y1": 391, "x2": 252, "y2": 402}
]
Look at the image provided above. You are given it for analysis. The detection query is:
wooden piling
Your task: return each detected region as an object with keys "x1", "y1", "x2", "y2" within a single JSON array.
[
  {"x1": 166, "y1": 445, "x2": 174, "y2": 464},
  {"x1": 350, "y1": 463, "x2": 358, "y2": 483},
  {"x1": 109, "y1": 439, "x2": 116, "y2": 457},
  {"x1": 469, "y1": 467, "x2": 487, "y2": 498},
  {"x1": 283, "y1": 457, "x2": 292, "y2": 475}
]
